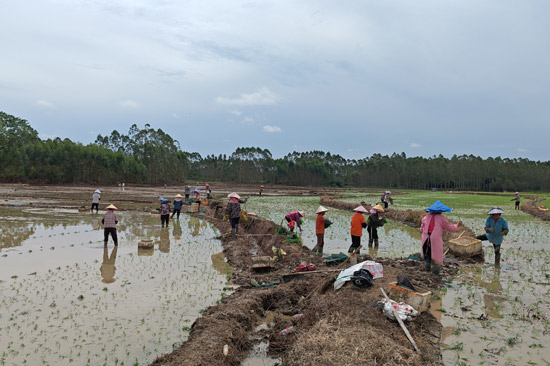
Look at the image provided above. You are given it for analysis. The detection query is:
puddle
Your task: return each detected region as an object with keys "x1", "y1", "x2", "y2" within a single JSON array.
[
  {"x1": 241, "y1": 342, "x2": 281, "y2": 366},
  {"x1": 0, "y1": 208, "x2": 227, "y2": 366}
]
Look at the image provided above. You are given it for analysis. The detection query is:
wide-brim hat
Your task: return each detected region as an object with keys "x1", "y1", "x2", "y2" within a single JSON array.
[
  {"x1": 353, "y1": 205, "x2": 368, "y2": 213},
  {"x1": 94, "y1": 189, "x2": 101, "y2": 194},
  {"x1": 515, "y1": 192, "x2": 519, "y2": 195},
  {"x1": 260, "y1": 185, "x2": 264, "y2": 187},
  {"x1": 385, "y1": 190, "x2": 391, "y2": 194},
  {"x1": 106, "y1": 204, "x2": 118, "y2": 210},
  {"x1": 162, "y1": 199, "x2": 169, "y2": 203},
  {"x1": 372, "y1": 204, "x2": 385, "y2": 212},
  {"x1": 298, "y1": 211, "x2": 305, "y2": 217},
  {"x1": 316, "y1": 205, "x2": 328, "y2": 214},
  {"x1": 228, "y1": 192, "x2": 241, "y2": 199},
  {"x1": 175, "y1": 194, "x2": 183, "y2": 198},
  {"x1": 488, "y1": 207, "x2": 504, "y2": 215},
  {"x1": 425, "y1": 200, "x2": 452, "y2": 213},
  {"x1": 194, "y1": 189, "x2": 201, "y2": 193}
]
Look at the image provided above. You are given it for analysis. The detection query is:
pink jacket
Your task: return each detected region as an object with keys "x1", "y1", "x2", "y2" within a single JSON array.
[{"x1": 420, "y1": 213, "x2": 458, "y2": 265}]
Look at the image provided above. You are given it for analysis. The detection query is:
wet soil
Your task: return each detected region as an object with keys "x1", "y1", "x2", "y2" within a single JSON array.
[{"x1": 0, "y1": 184, "x2": 449, "y2": 366}]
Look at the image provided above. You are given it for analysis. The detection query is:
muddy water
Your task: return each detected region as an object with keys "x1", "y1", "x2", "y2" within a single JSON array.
[{"x1": 0, "y1": 207, "x2": 228, "y2": 366}]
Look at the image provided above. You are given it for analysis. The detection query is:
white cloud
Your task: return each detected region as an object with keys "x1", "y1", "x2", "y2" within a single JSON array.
[
  {"x1": 119, "y1": 99, "x2": 140, "y2": 109},
  {"x1": 517, "y1": 147, "x2": 528, "y2": 153},
  {"x1": 410, "y1": 142, "x2": 422, "y2": 148},
  {"x1": 36, "y1": 100, "x2": 56, "y2": 109},
  {"x1": 229, "y1": 109, "x2": 242, "y2": 116},
  {"x1": 263, "y1": 125, "x2": 282, "y2": 133},
  {"x1": 241, "y1": 117, "x2": 255, "y2": 125},
  {"x1": 172, "y1": 113, "x2": 181, "y2": 119},
  {"x1": 216, "y1": 87, "x2": 278, "y2": 106}
]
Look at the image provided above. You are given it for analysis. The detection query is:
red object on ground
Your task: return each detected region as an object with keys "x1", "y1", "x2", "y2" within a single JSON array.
[
  {"x1": 307, "y1": 263, "x2": 317, "y2": 271},
  {"x1": 295, "y1": 263, "x2": 307, "y2": 272}
]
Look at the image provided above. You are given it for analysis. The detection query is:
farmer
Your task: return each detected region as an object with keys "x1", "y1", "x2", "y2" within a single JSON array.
[
  {"x1": 476, "y1": 207, "x2": 509, "y2": 267},
  {"x1": 225, "y1": 192, "x2": 247, "y2": 236},
  {"x1": 285, "y1": 211, "x2": 305, "y2": 232},
  {"x1": 349, "y1": 205, "x2": 368, "y2": 264},
  {"x1": 184, "y1": 185, "x2": 191, "y2": 203},
  {"x1": 102, "y1": 204, "x2": 118, "y2": 246},
  {"x1": 312, "y1": 206, "x2": 328, "y2": 253},
  {"x1": 160, "y1": 198, "x2": 171, "y2": 227},
  {"x1": 171, "y1": 194, "x2": 184, "y2": 219},
  {"x1": 205, "y1": 183, "x2": 212, "y2": 199},
  {"x1": 91, "y1": 189, "x2": 101, "y2": 214},
  {"x1": 259, "y1": 185, "x2": 264, "y2": 196},
  {"x1": 367, "y1": 204, "x2": 386, "y2": 247},
  {"x1": 381, "y1": 191, "x2": 393, "y2": 209},
  {"x1": 420, "y1": 200, "x2": 462, "y2": 275},
  {"x1": 511, "y1": 192, "x2": 520, "y2": 210},
  {"x1": 194, "y1": 189, "x2": 202, "y2": 209}
]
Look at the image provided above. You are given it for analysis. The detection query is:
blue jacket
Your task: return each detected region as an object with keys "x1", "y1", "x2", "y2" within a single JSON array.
[
  {"x1": 173, "y1": 198, "x2": 183, "y2": 210},
  {"x1": 485, "y1": 217, "x2": 509, "y2": 245}
]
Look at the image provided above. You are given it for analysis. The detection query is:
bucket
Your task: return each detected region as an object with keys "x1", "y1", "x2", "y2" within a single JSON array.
[
  {"x1": 138, "y1": 239, "x2": 154, "y2": 249},
  {"x1": 448, "y1": 237, "x2": 482, "y2": 257},
  {"x1": 388, "y1": 282, "x2": 432, "y2": 313}
]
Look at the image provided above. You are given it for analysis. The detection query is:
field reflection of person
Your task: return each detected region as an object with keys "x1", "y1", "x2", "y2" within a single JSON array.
[
  {"x1": 100, "y1": 245, "x2": 118, "y2": 284},
  {"x1": 189, "y1": 216, "x2": 201, "y2": 236},
  {"x1": 158, "y1": 228, "x2": 170, "y2": 253},
  {"x1": 172, "y1": 221, "x2": 182, "y2": 242},
  {"x1": 420, "y1": 201, "x2": 462, "y2": 275},
  {"x1": 476, "y1": 207, "x2": 509, "y2": 267}
]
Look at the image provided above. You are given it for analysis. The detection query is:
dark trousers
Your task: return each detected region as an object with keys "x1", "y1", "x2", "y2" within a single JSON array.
[
  {"x1": 382, "y1": 201, "x2": 388, "y2": 209},
  {"x1": 367, "y1": 226, "x2": 378, "y2": 245},
  {"x1": 185, "y1": 194, "x2": 189, "y2": 203},
  {"x1": 171, "y1": 209, "x2": 181, "y2": 219},
  {"x1": 348, "y1": 235, "x2": 361, "y2": 253},
  {"x1": 230, "y1": 217, "x2": 240, "y2": 229},
  {"x1": 91, "y1": 203, "x2": 99, "y2": 213},
  {"x1": 104, "y1": 228, "x2": 118, "y2": 245},
  {"x1": 515, "y1": 201, "x2": 520, "y2": 209},
  {"x1": 161, "y1": 214, "x2": 170, "y2": 227}
]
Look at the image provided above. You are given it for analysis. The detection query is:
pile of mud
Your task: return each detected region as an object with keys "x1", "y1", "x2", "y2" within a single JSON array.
[
  {"x1": 151, "y1": 200, "x2": 448, "y2": 366},
  {"x1": 521, "y1": 197, "x2": 550, "y2": 221}
]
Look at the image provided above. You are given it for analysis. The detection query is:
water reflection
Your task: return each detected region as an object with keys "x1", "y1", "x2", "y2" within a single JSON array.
[
  {"x1": 480, "y1": 268, "x2": 504, "y2": 318},
  {"x1": 173, "y1": 221, "x2": 182, "y2": 242},
  {"x1": 188, "y1": 216, "x2": 206, "y2": 237},
  {"x1": 91, "y1": 217, "x2": 100, "y2": 230},
  {"x1": 100, "y1": 246, "x2": 118, "y2": 283},
  {"x1": 368, "y1": 246, "x2": 379, "y2": 258},
  {"x1": 158, "y1": 228, "x2": 171, "y2": 253}
]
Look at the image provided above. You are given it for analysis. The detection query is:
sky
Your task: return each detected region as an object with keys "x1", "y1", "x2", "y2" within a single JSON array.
[{"x1": 1, "y1": 0, "x2": 549, "y2": 161}]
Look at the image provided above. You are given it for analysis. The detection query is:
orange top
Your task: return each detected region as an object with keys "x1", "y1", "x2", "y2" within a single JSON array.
[
  {"x1": 316, "y1": 214, "x2": 325, "y2": 235},
  {"x1": 350, "y1": 212, "x2": 365, "y2": 236}
]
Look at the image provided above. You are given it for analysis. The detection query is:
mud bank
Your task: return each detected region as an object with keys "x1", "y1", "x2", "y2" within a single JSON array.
[
  {"x1": 521, "y1": 197, "x2": 550, "y2": 221},
  {"x1": 151, "y1": 199, "x2": 447, "y2": 366}
]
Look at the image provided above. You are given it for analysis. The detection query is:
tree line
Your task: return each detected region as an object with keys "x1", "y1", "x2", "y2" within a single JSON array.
[{"x1": 1, "y1": 111, "x2": 549, "y2": 191}]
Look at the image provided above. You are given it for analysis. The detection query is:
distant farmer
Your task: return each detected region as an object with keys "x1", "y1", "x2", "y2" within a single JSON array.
[
  {"x1": 205, "y1": 183, "x2": 212, "y2": 199},
  {"x1": 367, "y1": 204, "x2": 386, "y2": 247},
  {"x1": 160, "y1": 198, "x2": 171, "y2": 227},
  {"x1": 259, "y1": 185, "x2": 264, "y2": 196},
  {"x1": 349, "y1": 205, "x2": 368, "y2": 264},
  {"x1": 171, "y1": 194, "x2": 184, "y2": 219},
  {"x1": 91, "y1": 189, "x2": 101, "y2": 214},
  {"x1": 194, "y1": 189, "x2": 202, "y2": 209},
  {"x1": 476, "y1": 207, "x2": 509, "y2": 267},
  {"x1": 312, "y1": 206, "x2": 329, "y2": 253},
  {"x1": 380, "y1": 191, "x2": 393, "y2": 209},
  {"x1": 102, "y1": 204, "x2": 118, "y2": 246},
  {"x1": 511, "y1": 192, "x2": 520, "y2": 210},
  {"x1": 184, "y1": 185, "x2": 191, "y2": 203},
  {"x1": 420, "y1": 200, "x2": 462, "y2": 275},
  {"x1": 226, "y1": 192, "x2": 247, "y2": 236},
  {"x1": 285, "y1": 211, "x2": 305, "y2": 232}
]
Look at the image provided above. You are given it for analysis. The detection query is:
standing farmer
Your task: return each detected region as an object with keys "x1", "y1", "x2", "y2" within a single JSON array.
[
  {"x1": 380, "y1": 191, "x2": 393, "y2": 209},
  {"x1": 184, "y1": 185, "x2": 191, "y2": 204},
  {"x1": 420, "y1": 200, "x2": 462, "y2": 275},
  {"x1": 102, "y1": 204, "x2": 118, "y2": 246},
  {"x1": 367, "y1": 204, "x2": 386, "y2": 247},
  {"x1": 194, "y1": 189, "x2": 202, "y2": 209},
  {"x1": 349, "y1": 205, "x2": 368, "y2": 264},
  {"x1": 172, "y1": 194, "x2": 184, "y2": 219},
  {"x1": 91, "y1": 189, "x2": 101, "y2": 214},
  {"x1": 511, "y1": 192, "x2": 520, "y2": 210},
  {"x1": 476, "y1": 207, "x2": 509, "y2": 267},
  {"x1": 312, "y1": 206, "x2": 329, "y2": 253},
  {"x1": 226, "y1": 192, "x2": 247, "y2": 236},
  {"x1": 160, "y1": 198, "x2": 171, "y2": 227}
]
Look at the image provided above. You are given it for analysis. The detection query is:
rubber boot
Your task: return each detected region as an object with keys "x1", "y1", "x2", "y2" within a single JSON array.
[
  {"x1": 231, "y1": 227, "x2": 236, "y2": 236},
  {"x1": 368, "y1": 238, "x2": 373, "y2": 247},
  {"x1": 374, "y1": 239, "x2": 379, "y2": 248},
  {"x1": 312, "y1": 245, "x2": 320, "y2": 253},
  {"x1": 432, "y1": 264, "x2": 440, "y2": 276},
  {"x1": 104, "y1": 241, "x2": 108, "y2": 247},
  {"x1": 494, "y1": 245, "x2": 501, "y2": 268},
  {"x1": 235, "y1": 224, "x2": 239, "y2": 234},
  {"x1": 424, "y1": 258, "x2": 431, "y2": 272}
]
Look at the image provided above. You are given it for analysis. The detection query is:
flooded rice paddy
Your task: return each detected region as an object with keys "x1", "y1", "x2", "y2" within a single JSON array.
[{"x1": 0, "y1": 208, "x2": 228, "y2": 366}]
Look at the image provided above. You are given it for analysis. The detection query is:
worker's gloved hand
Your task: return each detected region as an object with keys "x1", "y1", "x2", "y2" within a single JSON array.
[
  {"x1": 485, "y1": 227, "x2": 493, "y2": 233},
  {"x1": 502, "y1": 229, "x2": 509, "y2": 235}
]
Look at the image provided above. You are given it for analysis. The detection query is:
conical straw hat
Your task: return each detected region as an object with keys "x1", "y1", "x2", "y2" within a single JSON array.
[
  {"x1": 353, "y1": 205, "x2": 368, "y2": 213},
  {"x1": 316, "y1": 206, "x2": 328, "y2": 214},
  {"x1": 105, "y1": 204, "x2": 118, "y2": 210},
  {"x1": 372, "y1": 204, "x2": 384, "y2": 212},
  {"x1": 175, "y1": 194, "x2": 183, "y2": 198},
  {"x1": 228, "y1": 192, "x2": 241, "y2": 199}
]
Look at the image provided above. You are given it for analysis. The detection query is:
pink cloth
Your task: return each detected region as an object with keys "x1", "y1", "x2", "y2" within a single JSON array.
[{"x1": 420, "y1": 214, "x2": 458, "y2": 265}]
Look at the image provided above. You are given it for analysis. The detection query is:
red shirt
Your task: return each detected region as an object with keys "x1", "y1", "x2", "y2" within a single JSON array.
[
  {"x1": 350, "y1": 212, "x2": 365, "y2": 236},
  {"x1": 316, "y1": 214, "x2": 325, "y2": 235}
]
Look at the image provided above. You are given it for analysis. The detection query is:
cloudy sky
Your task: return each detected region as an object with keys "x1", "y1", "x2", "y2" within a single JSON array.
[{"x1": 1, "y1": 0, "x2": 549, "y2": 160}]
